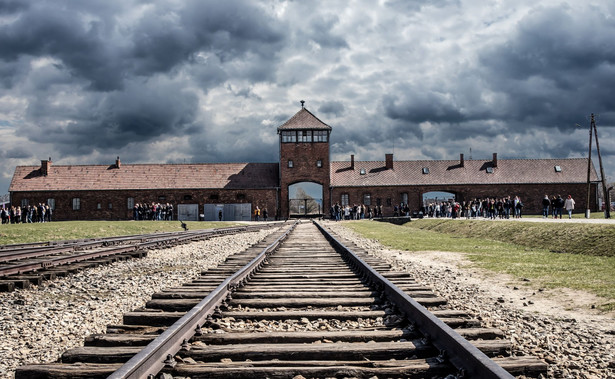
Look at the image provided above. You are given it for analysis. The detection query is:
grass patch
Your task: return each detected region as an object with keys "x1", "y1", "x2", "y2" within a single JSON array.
[
  {"x1": 344, "y1": 220, "x2": 615, "y2": 311},
  {"x1": 409, "y1": 219, "x2": 615, "y2": 257},
  {"x1": 0, "y1": 221, "x2": 241, "y2": 245}
]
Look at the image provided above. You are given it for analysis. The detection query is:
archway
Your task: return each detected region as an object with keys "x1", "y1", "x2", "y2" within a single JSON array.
[{"x1": 289, "y1": 182, "x2": 323, "y2": 216}]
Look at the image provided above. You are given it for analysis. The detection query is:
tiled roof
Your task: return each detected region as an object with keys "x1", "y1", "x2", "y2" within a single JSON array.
[
  {"x1": 9, "y1": 163, "x2": 279, "y2": 192},
  {"x1": 277, "y1": 108, "x2": 332, "y2": 131},
  {"x1": 330, "y1": 158, "x2": 599, "y2": 187}
]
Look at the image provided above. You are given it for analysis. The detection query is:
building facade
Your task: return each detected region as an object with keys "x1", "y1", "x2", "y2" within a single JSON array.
[{"x1": 9, "y1": 107, "x2": 600, "y2": 220}]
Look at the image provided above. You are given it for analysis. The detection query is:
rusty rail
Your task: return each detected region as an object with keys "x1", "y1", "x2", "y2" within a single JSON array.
[
  {"x1": 107, "y1": 221, "x2": 297, "y2": 379},
  {"x1": 314, "y1": 220, "x2": 514, "y2": 378}
]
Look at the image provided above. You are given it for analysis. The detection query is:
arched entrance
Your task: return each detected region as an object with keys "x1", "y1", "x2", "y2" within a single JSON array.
[{"x1": 289, "y1": 182, "x2": 323, "y2": 217}]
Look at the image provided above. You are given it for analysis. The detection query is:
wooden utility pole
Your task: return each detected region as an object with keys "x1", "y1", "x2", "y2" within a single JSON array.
[
  {"x1": 585, "y1": 116, "x2": 593, "y2": 218},
  {"x1": 592, "y1": 114, "x2": 611, "y2": 219}
]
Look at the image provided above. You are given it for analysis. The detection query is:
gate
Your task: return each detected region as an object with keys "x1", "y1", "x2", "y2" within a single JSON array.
[
  {"x1": 177, "y1": 204, "x2": 199, "y2": 221},
  {"x1": 289, "y1": 198, "x2": 322, "y2": 216},
  {"x1": 203, "y1": 204, "x2": 252, "y2": 221}
]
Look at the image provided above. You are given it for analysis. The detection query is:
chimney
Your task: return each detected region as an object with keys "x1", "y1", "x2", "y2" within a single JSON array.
[
  {"x1": 460, "y1": 153, "x2": 464, "y2": 167},
  {"x1": 40, "y1": 157, "x2": 52, "y2": 176},
  {"x1": 492, "y1": 153, "x2": 498, "y2": 168},
  {"x1": 385, "y1": 153, "x2": 393, "y2": 170},
  {"x1": 116, "y1": 156, "x2": 121, "y2": 169},
  {"x1": 350, "y1": 154, "x2": 355, "y2": 170}
]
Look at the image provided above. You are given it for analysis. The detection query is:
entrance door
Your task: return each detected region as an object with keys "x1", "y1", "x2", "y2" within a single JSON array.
[{"x1": 289, "y1": 182, "x2": 323, "y2": 216}]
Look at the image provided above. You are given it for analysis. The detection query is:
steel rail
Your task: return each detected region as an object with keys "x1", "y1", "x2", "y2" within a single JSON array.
[
  {"x1": 108, "y1": 221, "x2": 297, "y2": 379},
  {"x1": 314, "y1": 220, "x2": 514, "y2": 379},
  {"x1": 0, "y1": 224, "x2": 280, "y2": 278}
]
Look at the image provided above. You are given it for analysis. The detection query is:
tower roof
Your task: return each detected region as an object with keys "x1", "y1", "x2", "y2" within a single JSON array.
[{"x1": 277, "y1": 108, "x2": 332, "y2": 132}]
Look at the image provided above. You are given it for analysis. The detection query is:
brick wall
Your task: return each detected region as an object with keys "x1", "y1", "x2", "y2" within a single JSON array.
[
  {"x1": 10, "y1": 188, "x2": 278, "y2": 221},
  {"x1": 279, "y1": 140, "x2": 330, "y2": 218},
  {"x1": 331, "y1": 183, "x2": 598, "y2": 217}
]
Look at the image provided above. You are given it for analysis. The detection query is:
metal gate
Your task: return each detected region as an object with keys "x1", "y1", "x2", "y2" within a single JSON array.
[
  {"x1": 177, "y1": 204, "x2": 199, "y2": 221},
  {"x1": 289, "y1": 198, "x2": 322, "y2": 216},
  {"x1": 203, "y1": 203, "x2": 252, "y2": 221}
]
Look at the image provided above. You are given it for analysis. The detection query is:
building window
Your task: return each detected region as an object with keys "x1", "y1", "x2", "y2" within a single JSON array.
[
  {"x1": 47, "y1": 198, "x2": 55, "y2": 210},
  {"x1": 554, "y1": 165, "x2": 562, "y2": 172},
  {"x1": 72, "y1": 198, "x2": 81, "y2": 210},
  {"x1": 360, "y1": 168, "x2": 366, "y2": 175},
  {"x1": 376, "y1": 198, "x2": 382, "y2": 206},
  {"x1": 288, "y1": 160, "x2": 294, "y2": 168},
  {"x1": 401, "y1": 193, "x2": 408, "y2": 205},
  {"x1": 183, "y1": 195, "x2": 192, "y2": 201},
  {"x1": 486, "y1": 167, "x2": 494, "y2": 174},
  {"x1": 281, "y1": 131, "x2": 297, "y2": 143},
  {"x1": 21, "y1": 199, "x2": 28, "y2": 207},
  {"x1": 298, "y1": 130, "x2": 312, "y2": 142},
  {"x1": 422, "y1": 167, "x2": 430, "y2": 174},
  {"x1": 316, "y1": 159, "x2": 322, "y2": 168},
  {"x1": 363, "y1": 193, "x2": 371, "y2": 205},
  {"x1": 97, "y1": 202, "x2": 102, "y2": 210},
  {"x1": 237, "y1": 193, "x2": 246, "y2": 200},
  {"x1": 341, "y1": 193, "x2": 349, "y2": 207},
  {"x1": 158, "y1": 195, "x2": 166, "y2": 201},
  {"x1": 313, "y1": 130, "x2": 328, "y2": 142},
  {"x1": 127, "y1": 197, "x2": 134, "y2": 209},
  {"x1": 386, "y1": 198, "x2": 392, "y2": 206},
  {"x1": 209, "y1": 194, "x2": 219, "y2": 200},
  {"x1": 108, "y1": 202, "x2": 113, "y2": 209}
]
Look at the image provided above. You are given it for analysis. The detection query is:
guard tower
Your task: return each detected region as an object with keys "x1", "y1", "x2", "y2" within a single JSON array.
[{"x1": 277, "y1": 102, "x2": 332, "y2": 218}]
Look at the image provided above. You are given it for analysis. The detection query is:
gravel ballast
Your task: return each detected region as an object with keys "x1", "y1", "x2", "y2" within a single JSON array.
[
  {"x1": 325, "y1": 221, "x2": 615, "y2": 379},
  {"x1": 0, "y1": 229, "x2": 274, "y2": 379}
]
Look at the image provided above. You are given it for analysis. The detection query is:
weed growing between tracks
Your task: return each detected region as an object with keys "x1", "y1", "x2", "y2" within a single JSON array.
[
  {"x1": 345, "y1": 220, "x2": 615, "y2": 312},
  {"x1": 0, "y1": 221, "x2": 239, "y2": 245}
]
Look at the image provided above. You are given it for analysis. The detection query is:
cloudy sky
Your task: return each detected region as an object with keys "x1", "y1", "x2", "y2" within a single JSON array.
[{"x1": 1, "y1": 0, "x2": 614, "y2": 194}]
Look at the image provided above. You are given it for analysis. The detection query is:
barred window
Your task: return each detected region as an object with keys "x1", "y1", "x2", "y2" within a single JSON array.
[
  {"x1": 21, "y1": 198, "x2": 28, "y2": 207},
  {"x1": 127, "y1": 197, "x2": 134, "y2": 209},
  {"x1": 72, "y1": 198, "x2": 81, "y2": 210},
  {"x1": 363, "y1": 193, "x2": 371, "y2": 206},
  {"x1": 341, "y1": 193, "x2": 349, "y2": 206},
  {"x1": 47, "y1": 198, "x2": 55, "y2": 210}
]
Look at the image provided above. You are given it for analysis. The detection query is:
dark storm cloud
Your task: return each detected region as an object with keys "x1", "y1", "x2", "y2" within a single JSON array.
[
  {"x1": 478, "y1": 5, "x2": 615, "y2": 129},
  {"x1": 382, "y1": 88, "x2": 466, "y2": 125},
  {"x1": 306, "y1": 14, "x2": 348, "y2": 49},
  {"x1": 318, "y1": 101, "x2": 345, "y2": 117},
  {"x1": 0, "y1": 147, "x2": 31, "y2": 159}
]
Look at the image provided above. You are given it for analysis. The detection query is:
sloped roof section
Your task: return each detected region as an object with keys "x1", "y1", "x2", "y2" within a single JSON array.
[
  {"x1": 10, "y1": 163, "x2": 279, "y2": 192},
  {"x1": 330, "y1": 158, "x2": 598, "y2": 187},
  {"x1": 277, "y1": 108, "x2": 332, "y2": 131}
]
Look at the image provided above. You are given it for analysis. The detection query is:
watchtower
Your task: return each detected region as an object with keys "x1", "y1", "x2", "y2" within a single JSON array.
[{"x1": 277, "y1": 102, "x2": 332, "y2": 218}]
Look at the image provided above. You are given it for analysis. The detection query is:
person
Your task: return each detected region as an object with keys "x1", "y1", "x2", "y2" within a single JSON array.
[
  {"x1": 254, "y1": 206, "x2": 260, "y2": 221},
  {"x1": 263, "y1": 208, "x2": 268, "y2": 221},
  {"x1": 542, "y1": 195, "x2": 550, "y2": 218},
  {"x1": 218, "y1": 209, "x2": 223, "y2": 221},
  {"x1": 555, "y1": 195, "x2": 564, "y2": 219},
  {"x1": 564, "y1": 195, "x2": 576, "y2": 219}
]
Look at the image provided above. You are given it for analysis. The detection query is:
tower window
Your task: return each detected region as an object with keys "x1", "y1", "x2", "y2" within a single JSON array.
[
  {"x1": 298, "y1": 130, "x2": 312, "y2": 142},
  {"x1": 313, "y1": 130, "x2": 328, "y2": 142},
  {"x1": 288, "y1": 160, "x2": 294, "y2": 168},
  {"x1": 281, "y1": 131, "x2": 297, "y2": 143},
  {"x1": 316, "y1": 160, "x2": 322, "y2": 168}
]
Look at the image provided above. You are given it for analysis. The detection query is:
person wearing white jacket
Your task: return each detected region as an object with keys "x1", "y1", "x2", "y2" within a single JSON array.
[{"x1": 564, "y1": 195, "x2": 576, "y2": 219}]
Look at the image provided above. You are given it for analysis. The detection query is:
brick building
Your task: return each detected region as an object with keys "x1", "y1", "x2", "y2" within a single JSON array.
[{"x1": 9, "y1": 106, "x2": 600, "y2": 221}]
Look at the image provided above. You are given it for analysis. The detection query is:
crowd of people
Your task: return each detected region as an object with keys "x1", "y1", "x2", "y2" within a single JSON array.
[
  {"x1": 330, "y1": 202, "x2": 388, "y2": 221},
  {"x1": 1, "y1": 203, "x2": 53, "y2": 224},
  {"x1": 329, "y1": 193, "x2": 578, "y2": 221},
  {"x1": 132, "y1": 203, "x2": 174, "y2": 221}
]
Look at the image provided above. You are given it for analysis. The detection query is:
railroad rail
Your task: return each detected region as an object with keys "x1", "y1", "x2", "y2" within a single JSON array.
[
  {"x1": 16, "y1": 221, "x2": 547, "y2": 378},
  {"x1": 0, "y1": 222, "x2": 282, "y2": 292}
]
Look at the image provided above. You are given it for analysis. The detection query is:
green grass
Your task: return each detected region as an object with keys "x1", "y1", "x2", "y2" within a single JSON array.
[
  {"x1": 345, "y1": 220, "x2": 615, "y2": 311},
  {"x1": 0, "y1": 221, "x2": 241, "y2": 245}
]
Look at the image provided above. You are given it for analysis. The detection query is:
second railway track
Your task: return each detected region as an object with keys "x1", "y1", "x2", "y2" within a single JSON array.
[{"x1": 16, "y1": 221, "x2": 547, "y2": 378}]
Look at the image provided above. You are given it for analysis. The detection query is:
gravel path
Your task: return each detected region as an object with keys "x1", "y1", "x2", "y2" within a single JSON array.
[
  {"x1": 324, "y1": 221, "x2": 615, "y2": 379},
  {"x1": 0, "y1": 229, "x2": 274, "y2": 379}
]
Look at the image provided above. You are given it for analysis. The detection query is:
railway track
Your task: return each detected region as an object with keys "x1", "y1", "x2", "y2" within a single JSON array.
[
  {"x1": 0, "y1": 223, "x2": 281, "y2": 292},
  {"x1": 16, "y1": 221, "x2": 547, "y2": 378}
]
